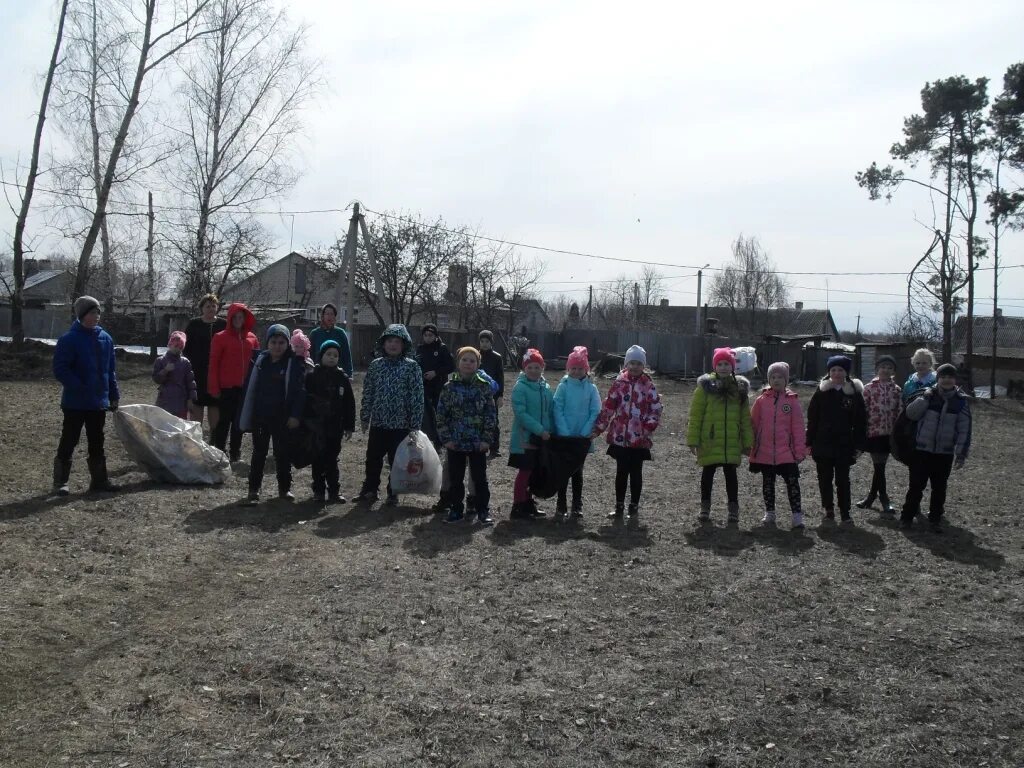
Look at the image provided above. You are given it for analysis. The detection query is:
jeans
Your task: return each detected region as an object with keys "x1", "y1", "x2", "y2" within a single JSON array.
[
  {"x1": 446, "y1": 449, "x2": 490, "y2": 514},
  {"x1": 902, "y1": 451, "x2": 955, "y2": 521}
]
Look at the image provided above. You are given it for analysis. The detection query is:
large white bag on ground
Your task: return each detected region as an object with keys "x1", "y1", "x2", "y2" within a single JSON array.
[
  {"x1": 733, "y1": 346, "x2": 758, "y2": 375},
  {"x1": 390, "y1": 430, "x2": 442, "y2": 496},
  {"x1": 113, "y1": 404, "x2": 231, "y2": 484}
]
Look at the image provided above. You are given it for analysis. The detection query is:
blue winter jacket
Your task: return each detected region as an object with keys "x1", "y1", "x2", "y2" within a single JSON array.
[
  {"x1": 360, "y1": 324, "x2": 424, "y2": 431},
  {"x1": 52, "y1": 320, "x2": 120, "y2": 411},
  {"x1": 553, "y1": 374, "x2": 601, "y2": 452},
  {"x1": 906, "y1": 386, "x2": 972, "y2": 459},
  {"x1": 509, "y1": 372, "x2": 555, "y2": 455},
  {"x1": 902, "y1": 371, "x2": 936, "y2": 403}
]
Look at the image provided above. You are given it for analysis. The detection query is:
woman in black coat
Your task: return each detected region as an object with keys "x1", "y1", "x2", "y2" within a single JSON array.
[
  {"x1": 182, "y1": 294, "x2": 227, "y2": 432},
  {"x1": 805, "y1": 355, "x2": 867, "y2": 522}
]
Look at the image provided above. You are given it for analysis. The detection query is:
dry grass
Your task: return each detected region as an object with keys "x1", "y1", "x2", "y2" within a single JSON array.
[{"x1": 1, "y1": 371, "x2": 1022, "y2": 767}]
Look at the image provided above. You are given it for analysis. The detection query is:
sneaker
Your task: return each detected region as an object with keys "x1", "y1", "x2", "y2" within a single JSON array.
[
  {"x1": 762, "y1": 512, "x2": 777, "y2": 525},
  {"x1": 327, "y1": 492, "x2": 346, "y2": 504},
  {"x1": 627, "y1": 504, "x2": 639, "y2": 519},
  {"x1": 570, "y1": 503, "x2": 583, "y2": 518},
  {"x1": 608, "y1": 505, "x2": 625, "y2": 519},
  {"x1": 353, "y1": 489, "x2": 378, "y2": 503},
  {"x1": 384, "y1": 494, "x2": 399, "y2": 507},
  {"x1": 698, "y1": 505, "x2": 711, "y2": 523},
  {"x1": 855, "y1": 495, "x2": 875, "y2": 510},
  {"x1": 525, "y1": 500, "x2": 546, "y2": 518},
  {"x1": 243, "y1": 491, "x2": 260, "y2": 506},
  {"x1": 279, "y1": 490, "x2": 295, "y2": 502},
  {"x1": 555, "y1": 501, "x2": 568, "y2": 518},
  {"x1": 445, "y1": 509, "x2": 465, "y2": 523},
  {"x1": 791, "y1": 512, "x2": 804, "y2": 530},
  {"x1": 52, "y1": 483, "x2": 70, "y2": 497},
  {"x1": 477, "y1": 510, "x2": 494, "y2": 526}
]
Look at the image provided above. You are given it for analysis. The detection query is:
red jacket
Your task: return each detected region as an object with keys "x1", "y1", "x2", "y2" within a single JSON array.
[
  {"x1": 749, "y1": 386, "x2": 806, "y2": 466},
  {"x1": 208, "y1": 303, "x2": 259, "y2": 396}
]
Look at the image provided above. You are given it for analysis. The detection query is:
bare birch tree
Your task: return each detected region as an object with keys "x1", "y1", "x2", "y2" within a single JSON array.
[
  {"x1": 9, "y1": 0, "x2": 70, "y2": 347},
  {"x1": 72, "y1": 0, "x2": 218, "y2": 298},
  {"x1": 168, "y1": 0, "x2": 319, "y2": 304},
  {"x1": 708, "y1": 235, "x2": 790, "y2": 336}
]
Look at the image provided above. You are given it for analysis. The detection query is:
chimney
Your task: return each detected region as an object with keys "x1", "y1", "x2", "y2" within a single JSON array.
[
  {"x1": 659, "y1": 298, "x2": 669, "y2": 308},
  {"x1": 446, "y1": 264, "x2": 467, "y2": 303},
  {"x1": 795, "y1": 301, "x2": 804, "y2": 311},
  {"x1": 24, "y1": 258, "x2": 39, "y2": 278}
]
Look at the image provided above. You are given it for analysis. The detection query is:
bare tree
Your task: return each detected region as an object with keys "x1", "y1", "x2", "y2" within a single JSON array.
[
  {"x1": 593, "y1": 274, "x2": 636, "y2": 329},
  {"x1": 72, "y1": 0, "x2": 218, "y2": 298},
  {"x1": 707, "y1": 235, "x2": 790, "y2": 335},
  {"x1": 168, "y1": 0, "x2": 319, "y2": 305},
  {"x1": 884, "y1": 308, "x2": 941, "y2": 343},
  {"x1": 493, "y1": 249, "x2": 547, "y2": 340},
  {"x1": 9, "y1": 0, "x2": 70, "y2": 347},
  {"x1": 637, "y1": 264, "x2": 666, "y2": 307}
]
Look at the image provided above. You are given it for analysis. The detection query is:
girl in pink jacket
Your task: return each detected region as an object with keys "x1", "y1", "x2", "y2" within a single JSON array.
[{"x1": 749, "y1": 361, "x2": 807, "y2": 529}]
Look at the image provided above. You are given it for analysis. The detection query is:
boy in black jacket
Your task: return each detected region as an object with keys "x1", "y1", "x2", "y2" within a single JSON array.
[
  {"x1": 307, "y1": 340, "x2": 356, "y2": 502},
  {"x1": 478, "y1": 330, "x2": 505, "y2": 458}
]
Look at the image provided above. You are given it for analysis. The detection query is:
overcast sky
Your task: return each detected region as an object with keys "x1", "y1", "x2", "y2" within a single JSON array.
[{"x1": 2, "y1": 0, "x2": 1023, "y2": 331}]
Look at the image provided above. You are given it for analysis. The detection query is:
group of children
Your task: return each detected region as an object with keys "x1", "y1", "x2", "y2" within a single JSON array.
[{"x1": 54, "y1": 295, "x2": 972, "y2": 533}]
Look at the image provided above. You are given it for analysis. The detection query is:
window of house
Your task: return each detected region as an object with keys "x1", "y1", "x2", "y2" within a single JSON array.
[{"x1": 295, "y1": 263, "x2": 306, "y2": 294}]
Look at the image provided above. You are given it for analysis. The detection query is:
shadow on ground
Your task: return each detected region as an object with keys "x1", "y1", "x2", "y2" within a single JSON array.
[
  {"x1": 183, "y1": 498, "x2": 322, "y2": 533},
  {"x1": 0, "y1": 479, "x2": 157, "y2": 522},
  {"x1": 868, "y1": 517, "x2": 1005, "y2": 571},
  {"x1": 684, "y1": 522, "x2": 756, "y2": 558},
  {"x1": 815, "y1": 519, "x2": 887, "y2": 559}
]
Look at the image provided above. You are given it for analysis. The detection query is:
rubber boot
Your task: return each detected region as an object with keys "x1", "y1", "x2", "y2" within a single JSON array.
[
  {"x1": 52, "y1": 457, "x2": 71, "y2": 496},
  {"x1": 87, "y1": 455, "x2": 118, "y2": 493},
  {"x1": 727, "y1": 501, "x2": 740, "y2": 525},
  {"x1": 699, "y1": 501, "x2": 711, "y2": 523}
]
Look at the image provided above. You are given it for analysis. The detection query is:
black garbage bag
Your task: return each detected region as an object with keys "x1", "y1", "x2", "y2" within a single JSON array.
[
  {"x1": 529, "y1": 436, "x2": 592, "y2": 498},
  {"x1": 288, "y1": 420, "x2": 316, "y2": 470}
]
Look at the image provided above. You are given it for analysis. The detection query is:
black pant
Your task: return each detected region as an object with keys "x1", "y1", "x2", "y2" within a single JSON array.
[
  {"x1": 903, "y1": 451, "x2": 955, "y2": 521},
  {"x1": 814, "y1": 457, "x2": 852, "y2": 513},
  {"x1": 615, "y1": 455, "x2": 644, "y2": 506},
  {"x1": 212, "y1": 387, "x2": 244, "y2": 458},
  {"x1": 558, "y1": 467, "x2": 584, "y2": 507},
  {"x1": 311, "y1": 432, "x2": 342, "y2": 496},
  {"x1": 701, "y1": 463, "x2": 738, "y2": 504},
  {"x1": 761, "y1": 464, "x2": 801, "y2": 513},
  {"x1": 56, "y1": 409, "x2": 106, "y2": 462},
  {"x1": 249, "y1": 421, "x2": 292, "y2": 494},
  {"x1": 447, "y1": 449, "x2": 490, "y2": 514},
  {"x1": 362, "y1": 427, "x2": 408, "y2": 495}
]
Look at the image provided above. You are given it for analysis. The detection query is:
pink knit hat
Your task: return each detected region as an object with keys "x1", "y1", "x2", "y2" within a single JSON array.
[
  {"x1": 566, "y1": 345, "x2": 590, "y2": 372},
  {"x1": 712, "y1": 347, "x2": 736, "y2": 370},
  {"x1": 767, "y1": 361, "x2": 790, "y2": 381},
  {"x1": 168, "y1": 331, "x2": 187, "y2": 349},
  {"x1": 290, "y1": 329, "x2": 311, "y2": 359},
  {"x1": 521, "y1": 348, "x2": 545, "y2": 369}
]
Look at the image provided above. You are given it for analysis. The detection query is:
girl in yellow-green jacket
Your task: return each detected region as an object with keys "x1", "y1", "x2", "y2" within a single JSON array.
[{"x1": 686, "y1": 347, "x2": 753, "y2": 525}]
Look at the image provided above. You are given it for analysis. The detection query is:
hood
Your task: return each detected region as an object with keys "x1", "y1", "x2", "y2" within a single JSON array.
[
  {"x1": 698, "y1": 372, "x2": 749, "y2": 395},
  {"x1": 560, "y1": 373, "x2": 591, "y2": 386},
  {"x1": 758, "y1": 385, "x2": 797, "y2": 398},
  {"x1": 225, "y1": 302, "x2": 256, "y2": 335},
  {"x1": 516, "y1": 371, "x2": 550, "y2": 390},
  {"x1": 818, "y1": 377, "x2": 864, "y2": 394},
  {"x1": 375, "y1": 323, "x2": 414, "y2": 358}
]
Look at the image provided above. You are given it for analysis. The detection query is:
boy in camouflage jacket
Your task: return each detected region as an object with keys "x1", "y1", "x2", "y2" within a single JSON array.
[{"x1": 435, "y1": 347, "x2": 498, "y2": 525}]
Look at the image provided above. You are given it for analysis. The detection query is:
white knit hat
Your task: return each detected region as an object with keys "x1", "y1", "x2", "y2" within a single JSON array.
[{"x1": 624, "y1": 345, "x2": 647, "y2": 366}]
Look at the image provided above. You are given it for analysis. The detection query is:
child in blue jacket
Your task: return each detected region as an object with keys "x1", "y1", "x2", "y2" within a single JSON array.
[
  {"x1": 508, "y1": 348, "x2": 554, "y2": 520},
  {"x1": 552, "y1": 346, "x2": 601, "y2": 517},
  {"x1": 51, "y1": 296, "x2": 120, "y2": 494},
  {"x1": 239, "y1": 324, "x2": 306, "y2": 504}
]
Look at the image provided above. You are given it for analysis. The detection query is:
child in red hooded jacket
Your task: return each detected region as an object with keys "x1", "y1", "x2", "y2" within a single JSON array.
[{"x1": 208, "y1": 302, "x2": 260, "y2": 460}]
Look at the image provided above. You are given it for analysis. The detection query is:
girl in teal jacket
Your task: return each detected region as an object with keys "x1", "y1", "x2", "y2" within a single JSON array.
[
  {"x1": 686, "y1": 347, "x2": 753, "y2": 525},
  {"x1": 552, "y1": 346, "x2": 601, "y2": 517},
  {"x1": 508, "y1": 348, "x2": 554, "y2": 520}
]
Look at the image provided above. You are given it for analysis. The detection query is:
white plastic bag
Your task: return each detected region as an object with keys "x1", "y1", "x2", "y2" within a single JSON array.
[
  {"x1": 114, "y1": 404, "x2": 231, "y2": 484},
  {"x1": 733, "y1": 346, "x2": 758, "y2": 375},
  {"x1": 390, "y1": 430, "x2": 442, "y2": 496}
]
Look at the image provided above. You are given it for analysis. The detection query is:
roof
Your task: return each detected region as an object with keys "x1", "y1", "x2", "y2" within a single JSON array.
[
  {"x1": 23, "y1": 270, "x2": 66, "y2": 289},
  {"x1": 954, "y1": 314, "x2": 1024, "y2": 355},
  {"x1": 637, "y1": 304, "x2": 839, "y2": 341}
]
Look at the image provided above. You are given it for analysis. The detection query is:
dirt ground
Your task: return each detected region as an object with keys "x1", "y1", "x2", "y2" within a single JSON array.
[{"x1": 1, "y1": 369, "x2": 1022, "y2": 767}]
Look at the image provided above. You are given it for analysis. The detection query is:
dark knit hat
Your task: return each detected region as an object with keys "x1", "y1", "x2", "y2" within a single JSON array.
[
  {"x1": 421, "y1": 323, "x2": 438, "y2": 337},
  {"x1": 875, "y1": 354, "x2": 897, "y2": 370},
  {"x1": 826, "y1": 354, "x2": 852, "y2": 374},
  {"x1": 320, "y1": 303, "x2": 338, "y2": 318},
  {"x1": 318, "y1": 339, "x2": 341, "y2": 361},
  {"x1": 936, "y1": 363, "x2": 958, "y2": 377},
  {"x1": 478, "y1": 329, "x2": 493, "y2": 341},
  {"x1": 265, "y1": 323, "x2": 290, "y2": 343},
  {"x1": 73, "y1": 295, "x2": 100, "y2": 320}
]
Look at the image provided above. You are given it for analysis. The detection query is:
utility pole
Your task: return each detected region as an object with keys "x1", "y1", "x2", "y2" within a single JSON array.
[
  {"x1": 587, "y1": 285, "x2": 593, "y2": 323},
  {"x1": 335, "y1": 202, "x2": 387, "y2": 333},
  {"x1": 695, "y1": 269, "x2": 703, "y2": 335},
  {"x1": 146, "y1": 191, "x2": 156, "y2": 361},
  {"x1": 855, "y1": 314, "x2": 861, "y2": 339}
]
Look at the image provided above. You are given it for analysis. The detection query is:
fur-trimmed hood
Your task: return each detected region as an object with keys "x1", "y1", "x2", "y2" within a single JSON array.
[
  {"x1": 818, "y1": 376, "x2": 863, "y2": 395},
  {"x1": 698, "y1": 372, "x2": 750, "y2": 397}
]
